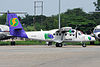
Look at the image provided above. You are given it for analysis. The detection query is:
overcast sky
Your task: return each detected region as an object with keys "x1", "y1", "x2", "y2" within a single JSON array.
[{"x1": 0, "y1": 0, "x2": 97, "y2": 16}]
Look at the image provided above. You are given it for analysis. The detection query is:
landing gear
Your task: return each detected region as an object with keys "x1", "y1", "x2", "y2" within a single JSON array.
[
  {"x1": 11, "y1": 41, "x2": 15, "y2": 46},
  {"x1": 90, "y1": 41, "x2": 94, "y2": 45},
  {"x1": 11, "y1": 37, "x2": 15, "y2": 46},
  {"x1": 56, "y1": 43, "x2": 63, "y2": 47},
  {"x1": 82, "y1": 43, "x2": 86, "y2": 47},
  {"x1": 46, "y1": 42, "x2": 52, "y2": 46},
  {"x1": 47, "y1": 42, "x2": 52, "y2": 46}
]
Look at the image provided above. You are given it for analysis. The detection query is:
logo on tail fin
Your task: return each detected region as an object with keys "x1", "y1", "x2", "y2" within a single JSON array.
[{"x1": 10, "y1": 18, "x2": 19, "y2": 27}]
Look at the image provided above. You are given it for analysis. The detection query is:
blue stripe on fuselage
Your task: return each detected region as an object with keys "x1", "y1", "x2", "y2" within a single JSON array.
[{"x1": 93, "y1": 30, "x2": 100, "y2": 33}]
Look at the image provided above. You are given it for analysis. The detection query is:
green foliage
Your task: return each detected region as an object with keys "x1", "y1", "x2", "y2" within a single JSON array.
[
  {"x1": 93, "y1": 0, "x2": 100, "y2": 11},
  {"x1": 0, "y1": 41, "x2": 99, "y2": 45},
  {"x1": 0, "y1": 41, "x2": 10, "y2": 45},
  {"x1": 20, "y1": 14, "x2": 33, "y2": 26},
  {"x1": 15, "y1": 41, "x2": 46, "y2": 45},
  {"x1": 0, "y1": 14, "x2": 6, "y2": 24},
  {"x1": 0, "y1": 41, "x2": 46, "y2": 45},
  {"x1": 0, "y1": 8, "x2": 99, "y2": 34}
]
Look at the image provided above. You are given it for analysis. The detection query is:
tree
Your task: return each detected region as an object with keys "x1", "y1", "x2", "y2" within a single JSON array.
[{"x1": 0, "y1": 14, "x2": 6, "y2": 24}]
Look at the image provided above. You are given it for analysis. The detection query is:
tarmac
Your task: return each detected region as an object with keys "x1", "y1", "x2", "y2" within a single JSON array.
[{"x1": 0, "y1": 45, "x2": 100, "y2": 67}]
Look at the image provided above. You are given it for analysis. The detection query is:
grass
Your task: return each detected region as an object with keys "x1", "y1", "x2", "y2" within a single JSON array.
[
  {"x1": 0, "y1": 40, "x2": 46, "y2": 45},
  {"x1": 15, "y1": 41, "x2": 46, "y2": 45},
  {"x1": 0, "y1": 40, "x2": 99, "y2": 45}
]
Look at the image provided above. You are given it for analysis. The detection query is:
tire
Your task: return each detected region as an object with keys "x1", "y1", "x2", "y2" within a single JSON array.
[
  {"x1": 56, "y1": 43, "x2": 59, "y2": 47},
  {"x1": 90, "y1": 42, "x2": 94, "y2": 45},
  {"x1": 11, "y1": 41, "x2": 15, "y2": 46},
  {"x1": 48, "y1": 42, "x2": 52, "y2": 46},
  {"x1": 56, "y1": 43, "x2": 63, "y2": 47},
  {"x1": 82, "y1": 43, "x2": 86, "y2": 47}
]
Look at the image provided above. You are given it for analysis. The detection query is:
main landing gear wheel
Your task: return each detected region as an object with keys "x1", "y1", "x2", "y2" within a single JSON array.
[
  {"x1": 82, "y1": 43, "x2": 86, "y2": 47},
  {"x1": 90, "y1": 41, "x2": 94, "y2": 45},
  {"x1": 11, "y1": 41, "x2": 15, "y2": 46},
  {"x1": 56, "y1": 43, "x2": 63, "y2": 47},
  {"x1": 48, "y1": 42, "x2": 52, "y2": 46}
]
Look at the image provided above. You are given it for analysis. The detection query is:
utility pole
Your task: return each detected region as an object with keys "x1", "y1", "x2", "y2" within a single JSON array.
[
  {"x1": 59, "y1": 0, "x2": 61, "y2": 29},
  {"x1": 34, "y1": 1, "x2": 43, "y2": 16},
  {"x1": 33, "y1": 1, "x2": 43, "y2": 30}
]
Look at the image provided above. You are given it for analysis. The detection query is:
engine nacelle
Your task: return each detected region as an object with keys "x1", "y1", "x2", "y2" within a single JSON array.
[
  {"x1": 94, "y1": 32, "x2": 100, "y2": 40},
  {"x1": 0, "y1": 25, "x2": 9, "y2": 32},
  {"x1": 93, "y1": 25, "x2": 100, "y2": 40},
  {"x1": 0, "y1": 25, "x2": 10, "y2": 40}
]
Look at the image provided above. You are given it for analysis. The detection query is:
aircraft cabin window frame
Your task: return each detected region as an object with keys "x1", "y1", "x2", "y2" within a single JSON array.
[
  {"x1": 78, "y1": 33, "x2": 81, "y2": 35},
  {"x1": 53, "y1": 33, "x2": 55, "y2": 35},
  {"x1": 65, "y1": 34, "x2": 67, "y2": 36},
  {"x1": 59, "y1": 33, "x2": 61, "y2": 36},
  {"x1": 56, "y1": 33, "x2": 58, "y2": 36},
  {"x1": 0, "y1": 28, "x2": 1, "y2": 31}
]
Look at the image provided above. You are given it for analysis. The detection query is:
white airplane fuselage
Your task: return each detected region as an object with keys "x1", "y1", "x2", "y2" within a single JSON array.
[
  {"x1": 25, "y1": 29, "x2": 95, "y2": 43},
  {"x1": 93, "y1": 25, "x2": 100, "y2": 40}
]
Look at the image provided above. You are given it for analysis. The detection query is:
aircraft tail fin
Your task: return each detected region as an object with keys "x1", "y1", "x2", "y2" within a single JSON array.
[{"x1": 7, "y1": 13, "x2": 28, "y2": 38}]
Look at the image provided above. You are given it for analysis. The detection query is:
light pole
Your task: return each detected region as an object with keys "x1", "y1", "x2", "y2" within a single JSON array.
[{"x1": 59, "y1": 0, "x2": 61, "y2": 29}]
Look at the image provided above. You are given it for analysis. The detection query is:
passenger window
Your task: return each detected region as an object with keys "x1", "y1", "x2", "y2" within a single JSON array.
[
  {"x1": 78, "y1": 33, "x2": 81, "y2": 35},
  {"x1": 0, "y1": 28, "x2": 1, "y2": 31},
  {"x1": 65, "y1": 34, "x2": 67, "y2": 36},
  {"x1": 59, "y1": 33, "x2": 61, "y2": 36},
  {"x1": 56, "y1": 33, "x2": 58, "y2": 36},
  {"x1": 53, "y1": 33, "x2": 55, "y2": 35}
]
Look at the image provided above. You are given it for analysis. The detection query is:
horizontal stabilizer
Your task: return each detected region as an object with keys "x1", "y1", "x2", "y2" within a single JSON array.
[{"x1": 14, "y1": 28, "x2": 22, "y2": 30}]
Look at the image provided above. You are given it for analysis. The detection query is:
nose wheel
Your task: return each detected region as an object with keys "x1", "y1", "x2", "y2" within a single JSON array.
[
  {"x1": 56, "y1": 43, "x2": 63, "y2": 47},
  {"x1": 82, "y1": 43, "x2": 86, "y2": 47}
]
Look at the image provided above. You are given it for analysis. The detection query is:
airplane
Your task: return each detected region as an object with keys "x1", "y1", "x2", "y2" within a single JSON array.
[
  {"x1": 7, "y1": 13, "x2": 96, "y2": 47},
  {"x1": 0, "y1": 25, "x2": 12, "y2": 40},
  {"x1": 93, "y1": 25, "x2": 100, "y2": 41}
]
